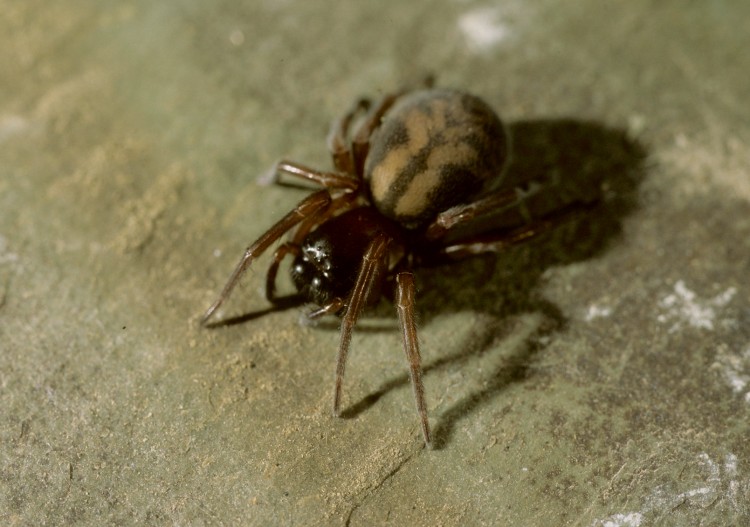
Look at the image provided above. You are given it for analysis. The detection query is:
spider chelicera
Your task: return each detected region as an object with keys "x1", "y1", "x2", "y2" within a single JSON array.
[{"x1": 202, "y1": 87, "x2": 598, "y2": 448}]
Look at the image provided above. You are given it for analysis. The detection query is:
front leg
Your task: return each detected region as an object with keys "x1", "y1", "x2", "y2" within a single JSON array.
[
  {"x1": 306, "y1": 298, "x2": 346, "y2": 320},
  {"x1": 265, "y1": 242, "x2": 301, "y2": 304},
  {"x1": 332, "y1": 233, "x2": 390, "y2": 417},
  {"x1": 202, "y1": 190, "x2": 332, "y2": 324},
  {"x1": 395, "y1": 271, "x2": 431, "y2": 448}
]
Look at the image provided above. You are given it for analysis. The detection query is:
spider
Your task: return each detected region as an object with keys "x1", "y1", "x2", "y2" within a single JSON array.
[{"x1": 201, "y1": 87, "x2": 598, "y2": 448}]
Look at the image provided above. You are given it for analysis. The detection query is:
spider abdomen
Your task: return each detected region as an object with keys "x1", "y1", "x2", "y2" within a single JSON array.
[{"x1": 364, "y1": 89, "x2": 508, "y2": 230}]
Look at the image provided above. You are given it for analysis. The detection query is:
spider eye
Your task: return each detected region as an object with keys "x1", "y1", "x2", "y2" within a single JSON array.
[
  {"x1": 290, "y1": 251, "x2": 334, "y2": 306},
  {"x1": 303, "y1": 241, "x2": 332, "y2": 271}
]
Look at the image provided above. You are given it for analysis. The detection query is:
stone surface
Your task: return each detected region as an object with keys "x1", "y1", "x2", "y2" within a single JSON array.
[{"x1": 2, "y1": 1, "x2": 749, "y2": 525}]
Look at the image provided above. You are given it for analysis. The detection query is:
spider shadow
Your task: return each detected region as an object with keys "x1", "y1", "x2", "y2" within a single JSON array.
[
  {"x1": 339, "y1": 296, "x2": 564, "y2": 449},
  {"x1": 204, "y1": 295, "x2": 303, "y2": 328},
  {"x1": 210, "y1": 118, "x2": 647, "y2": 449},
  {"x1": 343, "y1": 118, "x2": 648, "y2": 448}
]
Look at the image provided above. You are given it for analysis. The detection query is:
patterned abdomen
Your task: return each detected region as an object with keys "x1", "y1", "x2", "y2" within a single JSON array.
[{"x1": 364, "y1": 89, "x2": 508, "y2": 230}]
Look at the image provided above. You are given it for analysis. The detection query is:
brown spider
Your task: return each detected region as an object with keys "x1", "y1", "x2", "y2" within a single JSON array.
[{"x1": 201, "y1": 88, "x2": 598, "y2": 448}]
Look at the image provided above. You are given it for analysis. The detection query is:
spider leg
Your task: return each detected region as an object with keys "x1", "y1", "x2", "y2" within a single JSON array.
[
  {"x1": 306, "y1": 297, "x2": 346, "y2": 320},
  {"x1": 265, "y1": 242, "x2": 301, "y2": 303},
  {"x1": 427, "y1": 203, "x2": 594, "y2": 263},
  {"x1": 327, "y1": 98, "x2": 371, "y2": 175},
  {"x1": 351, "y1": 93, "x2": 402, "y2": 177},
  {"x1": 332, "y1": 233, "x2": 390, "y2": 417},
  {"x1": 332, "y1": 83, "x2": 433, "y2": 178},
  {"x1": 424, "y1": 184, "x2": 545, "y2": 242},
  {"x1": 267, "y1": 160, "x2": 360, "y2": 191},
  {"x1": 395, "y1": 271, "x2": 431, "y2": 448},
  {"x1": 202, "y1": 189, "x2": 332, "y2": 324}
]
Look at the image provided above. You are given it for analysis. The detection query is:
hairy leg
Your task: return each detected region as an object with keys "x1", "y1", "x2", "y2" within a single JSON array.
[
  {"x1": 267, "y1": 160, "x2": 359, "y2": 190},
  {"x1": 332, "y1": 233, "x2": 390, "y2": 416},
  {"x1": 327, "y1": 98, "x2": 371, "y2": 175},
  {"x1": 350, "y1": 93, "x2": 402, "y2": 176},
  {"x1": 396, "y1": 271, "x2": 431, "y2": 447},
  {"x1": 426, "y1": 203, "x2": 595, "y2": 262},
  {"x1": 424, "y1": 183, "x2": 545, "y2": 242},
  {"x1": 202, "y1": 189, "x2": 332, "y2": 324}
]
